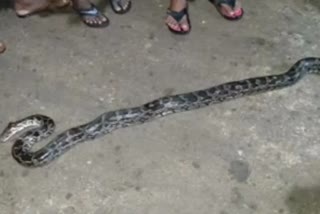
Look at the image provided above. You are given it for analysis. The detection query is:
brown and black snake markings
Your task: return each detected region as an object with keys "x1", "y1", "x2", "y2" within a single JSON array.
[{"x1": 1, "y1": 57, "x2": 320, "y2": 167}]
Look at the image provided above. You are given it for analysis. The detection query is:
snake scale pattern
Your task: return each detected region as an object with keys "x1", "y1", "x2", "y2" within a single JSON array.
[{"x1": 1, "y1": 57, "x2": 320, "y2": 167}]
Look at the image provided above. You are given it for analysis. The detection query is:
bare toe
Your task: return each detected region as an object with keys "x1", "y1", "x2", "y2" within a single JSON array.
[
  {"x1": 166, "y1": 16, "x2": 182, "y2": 32},
  {"x1": 110, "y1": 0, "x2": 131, "y2": 14},
  {"x1": 212, "y1": 0, "x2": 243, "y2": 19}
]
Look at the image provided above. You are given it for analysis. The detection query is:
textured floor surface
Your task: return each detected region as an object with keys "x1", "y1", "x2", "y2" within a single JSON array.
[{"x1": 0, "y1": 0, "x2": 320, "y2": 213}]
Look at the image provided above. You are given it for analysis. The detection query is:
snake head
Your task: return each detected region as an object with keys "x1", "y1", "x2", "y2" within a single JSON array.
[
  {"x1": 0, "y1": 116, "x2": 43, "y2": 143},
  {"x1": 0, "y1": 122, "x2": 16, "y2": 143}
]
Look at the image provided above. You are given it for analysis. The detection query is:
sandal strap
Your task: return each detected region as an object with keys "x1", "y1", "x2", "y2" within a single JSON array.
[
  {"x1": 167, "y1": 8, "x2": 187, "y2": 22},
  {"x1": 214, "y1": 0, "x2": 236, "y2": 8},
  {"x1": 77, "y1": 4, "x2": 99, "y2": 16}
]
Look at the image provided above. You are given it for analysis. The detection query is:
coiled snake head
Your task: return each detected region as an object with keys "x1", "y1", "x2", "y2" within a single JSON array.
[
  {"x1": 0, "y1": 119, "x2": 41, "y2": 143},
  {"x1": 0, "y1": 122, "x2": 17, "y2": 143}
]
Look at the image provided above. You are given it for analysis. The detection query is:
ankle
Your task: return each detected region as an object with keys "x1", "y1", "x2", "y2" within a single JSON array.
[
  {"x1": 72, "y1": 0, "x2": 91, "y2": 10},
  {"x1": 169, "y1": 0, "x2": 187, "y2": 11}
]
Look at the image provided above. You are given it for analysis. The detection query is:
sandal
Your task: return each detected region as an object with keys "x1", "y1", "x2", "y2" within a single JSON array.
[
  {"x1": 110, "y1": 0, "x2": 132, "y2": 14},
  {"x1": 210, "y1": 0, "x2": 244, "y2": 20},
  {"x1": 76, "y1": 3, "x2": 110, "y2": 28},
  {"x1": 166, "y1": 7, "x2": 191, "y2": 35}
]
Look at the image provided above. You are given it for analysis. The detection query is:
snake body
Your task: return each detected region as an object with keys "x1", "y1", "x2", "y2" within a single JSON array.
[{"x1": 1, "y1": 57, "x2": 320, "y2": 167}]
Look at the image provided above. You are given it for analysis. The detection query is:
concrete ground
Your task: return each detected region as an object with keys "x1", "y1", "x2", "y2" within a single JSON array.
[{"x1": 0, "y1": 0, "x2": 320, "y2": 213}]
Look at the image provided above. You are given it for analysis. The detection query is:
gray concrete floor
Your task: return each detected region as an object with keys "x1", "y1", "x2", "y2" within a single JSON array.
[{"x1": 0, "y1": 0, "x2": 320, "y2": 213}]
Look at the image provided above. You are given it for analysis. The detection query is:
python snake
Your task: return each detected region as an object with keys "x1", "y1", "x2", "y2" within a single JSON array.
[{"x1": 1, "y1": 57, "x2": 320, "y2": 167}]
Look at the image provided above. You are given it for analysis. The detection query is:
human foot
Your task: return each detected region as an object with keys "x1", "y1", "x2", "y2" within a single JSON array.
[
  {"x1": 51, "y1": 0, "x2": 71, "y2": 8},
  {"x1": 0, "y1": 42, "x2": 6, "y2": 54},
  {"x1": 73, "y1": 0, "x2": 109, "y2": 28},
  {"x1": 110, "y1": 0, "x2": 132, "y2": 14},
  {"x1": 165, "y1": 0, "x2": 191, "y2": 34},
  {"x1": 14, "y1": 0, "x2": 69, "y2": 17},
  {"x1": 210, "y1": 0, "x2": 243, "y2": 20}
]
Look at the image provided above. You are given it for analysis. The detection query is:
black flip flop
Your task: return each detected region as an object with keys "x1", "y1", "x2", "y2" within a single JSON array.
[
  {"x1": 110, "y1": 0, "x2": 132, "y2": 14},
  {"x1": 210, "y1": 0, "x2": 244, "y2": 21},
  {"x1": 166, "y1": 7, "x2": 191, "y2": 35},
  {"x1": 76, "y1": 3, "x2": 110, "y2": 28}
]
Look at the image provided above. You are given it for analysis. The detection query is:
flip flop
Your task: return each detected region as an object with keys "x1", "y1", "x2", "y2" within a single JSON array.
[
  {"x1": 76, "y1": 3, "x2": 110, "y2": 28},
  {"x1": 210, "y1": 0, "x2": 244, "y2": 21},
  {"x1": 110, "y1": 0, "x2": 132, "y2": 14},
  {"x1": 166, "y1": 7, "x2": 191, "y2": 35}
]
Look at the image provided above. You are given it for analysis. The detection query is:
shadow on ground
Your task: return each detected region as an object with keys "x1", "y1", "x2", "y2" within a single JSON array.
[
  {"x1": 306, "y1": 0, "x2": 320, "y2": 10},
  {"x1": 0, "y1": 0, "x2": 12, "y2": 10},
  {"x1": 286, "y1": 186, "x2": 320, "y2": 214}
]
